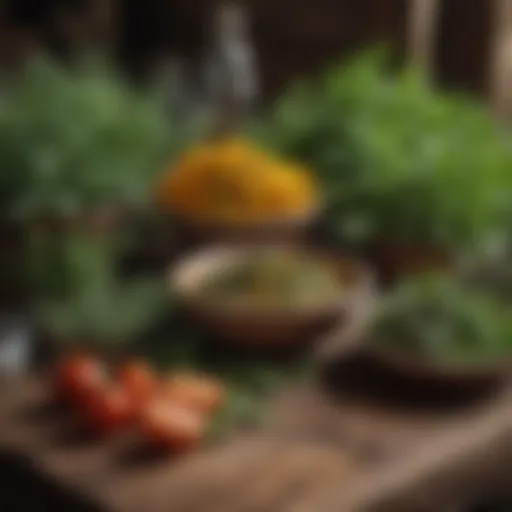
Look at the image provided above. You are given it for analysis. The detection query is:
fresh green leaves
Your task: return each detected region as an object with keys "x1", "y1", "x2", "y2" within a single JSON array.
[
  {"x1": 252, "y1": 49, "x2": 512, "y2": 251},
  {"x1": 0, "y1": 55, "x2": 176, "y2": 220},
  {"x1": 34, "y1": 234, "x2": 168, "y2": 349},
  {"x1": 373, "y1": 275, "x2": 512, "y2": 364}
]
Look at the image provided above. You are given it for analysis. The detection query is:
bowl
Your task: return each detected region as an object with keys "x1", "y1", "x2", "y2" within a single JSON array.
[
  {"x1": 168, "y1": 244, "x2": 375, "y2": 349},
  {"x1": 361, "y1": 342, "x2": 512, "y2": 397},
  {"x1": 173, "y1": 204, "x2": 321, "y2": 246}
]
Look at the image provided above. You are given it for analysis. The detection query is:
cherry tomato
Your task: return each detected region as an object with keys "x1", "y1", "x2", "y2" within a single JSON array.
[
  {"x1": 160, "y1": 373, "x2": 225, "y2": 415},
  {"x1": 139, "y1": 399, "x2": 206, "y2": 452},
  {"x1": 55, "y1": 354, "x2": 106, "y2": 407},
  {"x1": 118, "y1": 360, "x2": 157, "y2": 406},
  {"x1": 84, "y1": 385, "x2": 134, "y2": 437}
]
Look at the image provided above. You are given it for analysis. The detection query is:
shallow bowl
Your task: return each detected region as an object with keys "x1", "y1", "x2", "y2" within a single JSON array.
[{"x1": 168, "y1": 244, "x2": 374, "y2": 349}]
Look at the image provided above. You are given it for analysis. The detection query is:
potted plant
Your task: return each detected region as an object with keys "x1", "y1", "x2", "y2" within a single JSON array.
[{"x1": 249, "y1": 50, "x2": 512, "y2": 281}]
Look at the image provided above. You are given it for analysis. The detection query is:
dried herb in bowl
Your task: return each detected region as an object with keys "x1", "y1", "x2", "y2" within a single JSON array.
[{"x1": 200, "y1": 248, "x2": 343, "y2": 308}]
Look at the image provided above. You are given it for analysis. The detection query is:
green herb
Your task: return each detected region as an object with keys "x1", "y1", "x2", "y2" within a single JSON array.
[
  {"x1": 207, "y1": 387, "x2": 266, "y2": 442},
  {"x1": 373, "y1": 275, "x2": 512, "y2": 364},
  {"x1": 0, "y1": 55, "x2": 183, "y2": 220},
  {"x1": 250, "y1": 48, "x2": 512, "y2": 252},
  {"x1": 34, "y1": 235, "x2": 168, "y2": 351},
  {"x1": 145, "y1": 319, "x2": 316, "y2": 440}
]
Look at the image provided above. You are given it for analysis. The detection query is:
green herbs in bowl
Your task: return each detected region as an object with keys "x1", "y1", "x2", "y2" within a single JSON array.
[{"x1": 368, "y1": 276, "x2": 512, "y2": 383}]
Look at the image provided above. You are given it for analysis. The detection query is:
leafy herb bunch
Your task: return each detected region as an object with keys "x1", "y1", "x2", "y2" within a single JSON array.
[
  {"x1": 373, "y1": 275, "x2": 512, "y2": 364},
  {"x1": 34, "y1": 233, "x2": 168, "y2": 352},
  {"x1": 0, "y1": 55, "x2": 175, "y2": 221},
  {"x1": 250, "y1": 49, "x2": 512, "y2": 252}
]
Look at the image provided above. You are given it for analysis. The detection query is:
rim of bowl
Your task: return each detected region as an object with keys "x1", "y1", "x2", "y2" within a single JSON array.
[
  {"x1": 367, "y1": 341, "x2": 512, "y2": 380},
  {"x1": 167, "y1": 243, "x2": 375, "y2": 318},
  {"x1": 171, "y1": 200, "x2": 323, "y2": 231}
]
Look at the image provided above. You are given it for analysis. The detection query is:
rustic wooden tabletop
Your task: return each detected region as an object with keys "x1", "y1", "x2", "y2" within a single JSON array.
[{"x1": 1, "y1": 356, "x2": 512, "y2": 512}]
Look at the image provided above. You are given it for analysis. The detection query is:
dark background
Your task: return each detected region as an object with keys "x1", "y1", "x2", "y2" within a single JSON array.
[{"x1": 0, "y1": 0, "x2": 493, "y2": 102}]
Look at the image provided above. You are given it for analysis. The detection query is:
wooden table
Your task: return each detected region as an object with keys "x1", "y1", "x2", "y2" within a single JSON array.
[{"x1": 1, "y1": 358, "x2": 512, "y2": 512}]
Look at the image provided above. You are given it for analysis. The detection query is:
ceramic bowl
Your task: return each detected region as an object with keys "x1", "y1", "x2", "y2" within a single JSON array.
[
  {"x1": 361, "y1": 342, "x2": 512, "y2": 395},
  {"x1": 168, "y1": 244, "x2": 374, "y2": 349}
]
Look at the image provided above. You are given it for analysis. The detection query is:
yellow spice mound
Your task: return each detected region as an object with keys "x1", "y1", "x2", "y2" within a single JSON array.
[{"x1": 156, "y1": 139, "x2": 319, "y2": 223}]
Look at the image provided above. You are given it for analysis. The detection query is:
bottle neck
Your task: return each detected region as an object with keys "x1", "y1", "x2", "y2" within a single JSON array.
[{"x1": 205, "y1": 1, "x2": 258, "y2": 137}]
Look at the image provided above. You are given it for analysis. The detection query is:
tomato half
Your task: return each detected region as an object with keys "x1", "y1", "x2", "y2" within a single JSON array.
[
  {"x1": 139, "y1": 399, "x2": 206, "y2": 452},
  {"x1": 160, "y1": 373, "x2": 225, "y2": 415},
  {"x1": 55, "y1": 354, "x2": 107, "y2": 407},
  {"x1": 118, "y1": 360, "x2": 157, "y2": 407},
  {"x1": 84, "y1": 385, "x2": 134, "y2": 437}
]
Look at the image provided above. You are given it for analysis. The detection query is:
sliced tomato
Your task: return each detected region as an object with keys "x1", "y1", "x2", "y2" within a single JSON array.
[
  {"x1": 55, "y1": 353, "x2": 107, "y2": 407},
  {"x1": 118, "y1": 360, "x2": 157, "y2": 407},
  {"x1": 160, "y1": 373, "x2": 225, "y2": 415},
  {"x1": 84, "y1": 385, "x2": 134, "y2": 437},
  {"x1": 139, "y1": 398, "x2": 206, "y2": 452}
]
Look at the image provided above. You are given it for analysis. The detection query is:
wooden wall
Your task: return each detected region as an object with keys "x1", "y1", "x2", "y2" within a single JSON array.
[
  {"x1": 115, "y1": 0, "x2": 408, "y2": 98},
  {"x1": 435, "y1": 0, "x2": 493, "y2": 96},
  {"x1": 246, "y1": 0, "x2": 408, "y2": 99},
  {"x1": 0, "y1": 0, "x2": 501, "y2": 102}
]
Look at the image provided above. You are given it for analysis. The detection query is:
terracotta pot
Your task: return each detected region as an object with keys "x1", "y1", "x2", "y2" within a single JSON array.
[{"x1": 168, "y1": 243, "x2": 375, "y2": 350}]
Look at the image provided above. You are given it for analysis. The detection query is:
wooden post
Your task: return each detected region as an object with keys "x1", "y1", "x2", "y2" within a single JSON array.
[
  {"x1": 407, "y1": 0, "x2": 441, "y2": 77},
  {"x1": 489, "y1": 0, "x2": 512, "y2": 120}
]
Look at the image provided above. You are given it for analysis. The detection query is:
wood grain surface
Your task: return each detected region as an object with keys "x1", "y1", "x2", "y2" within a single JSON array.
[{"x1": 1, "y1": 362, "x2": 512, "y2": 512}]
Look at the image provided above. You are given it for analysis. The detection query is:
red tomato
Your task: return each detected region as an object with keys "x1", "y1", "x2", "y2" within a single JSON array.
[
  {"x1": 139, "y1": 399, "x2": 206, "y2": 452},
  {"x1": 55, "y1": 354, "x2": 106, "y2": 407},
  {"x1": 85, "y1": 385, "x2": 134, "y2": 437},
  {"x1": 118, "y1": 360, "x2": 157, "y2": 406},
  {"x1": 160, "y1": 373, "x2": 225, "y2": 415}
]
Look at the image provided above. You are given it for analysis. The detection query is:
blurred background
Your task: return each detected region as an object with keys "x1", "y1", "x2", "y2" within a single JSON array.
[
  {"x1": 0, "y1": 0, "x2": 503, "y2": 103},
  {"x1": 1, "y1": 2, "x2": 512, "y2": 512}
]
